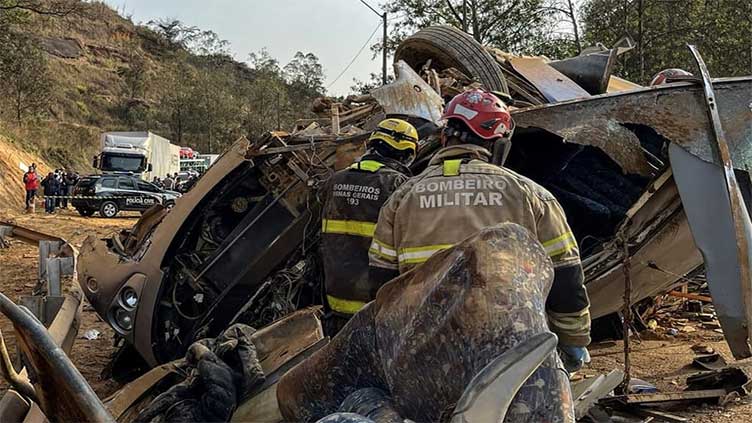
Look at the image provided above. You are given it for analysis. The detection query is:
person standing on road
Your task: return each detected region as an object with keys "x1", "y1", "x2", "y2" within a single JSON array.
[
  {"x1": 369, "y1": 89, "x2": 592, "y2": 373},
  {"x1": 41, "y1": 172, "x2": 60, "y2": 214},
  {"x1": 23, "y1": 164, "x2": 40, "y2": 212},
  {"x1": 53, "y1": 169, "x2": 64, "y2": 209},
  {"x1": 60, "y1": 169, "x2": 69, "y2": 209},
  {"x1": 67, "y1": 171, "x2": 80, "y2": 201},
  {"x1": 162, "y1": 174, "x2": 174, "y2": 190},
  {"x1": 320, "y1": 118, "x2": 418, "y2": 335}
]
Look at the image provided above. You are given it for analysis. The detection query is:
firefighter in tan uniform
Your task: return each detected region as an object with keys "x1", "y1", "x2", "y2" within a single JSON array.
[
  {"x1": 320, "y1": 118, "x2": 418, "y2": 335},
  {"x1": 369, "y1": 89, "x2": 591, "y2": 371}
]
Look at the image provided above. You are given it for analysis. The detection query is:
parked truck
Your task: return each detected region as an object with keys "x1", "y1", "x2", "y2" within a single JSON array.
[{"x1": 94, "y1": 131, "x2": 180, "y2": 180}]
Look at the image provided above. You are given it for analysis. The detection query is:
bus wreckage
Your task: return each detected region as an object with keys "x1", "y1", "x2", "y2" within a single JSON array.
[{"x1": 2, "y1": 25, "x2": 752, "y2": 422}]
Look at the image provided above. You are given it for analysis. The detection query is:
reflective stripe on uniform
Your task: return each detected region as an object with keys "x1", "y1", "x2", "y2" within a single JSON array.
[
  {"x1": 542, "y1": 231, "x2": 577, "y2": 258},
  {"x1": 397, "y1": 244, "x2": 454, "y2": 265},
  {"x1": 369, "y1": 238, "x2": 398, "y2": 261},
  {"x1": 349, "y1": 160, "x2": 384, "y2": 172},
  {"x1": 322, "y1": 219, "x2": 376, "y2": 237},
  {"x1": 442, "y1": 159, "x2": 461, "y2": 176},
  {"x1": 327, "y1": 294, "x2": 367, "y2": 315}
]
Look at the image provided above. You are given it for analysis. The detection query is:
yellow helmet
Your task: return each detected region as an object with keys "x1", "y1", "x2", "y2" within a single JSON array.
[{"x1": 368, "y1": 118, "x2": 418, "y2": 156}]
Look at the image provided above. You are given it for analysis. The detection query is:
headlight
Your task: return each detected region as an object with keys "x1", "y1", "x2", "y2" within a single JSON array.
[
  {"x1": 121, "y1": 287, "x2": 138, "y2": 309},
  {"x1": 86, "y1": 277, "x2": 98, "y2": 293},
  {"x1": 114, "y1": 308, "x2": 134, "y2": 331}
]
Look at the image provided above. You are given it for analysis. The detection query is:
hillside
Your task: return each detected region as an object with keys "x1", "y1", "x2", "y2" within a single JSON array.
[
  {"x1": 0, "y1": 1, "x2": 324, "y2": 175},
  {"x1": 0, "y1": 134, "x2": 49, "y2": 210}
]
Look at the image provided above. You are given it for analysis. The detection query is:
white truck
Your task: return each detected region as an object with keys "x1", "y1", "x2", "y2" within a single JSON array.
[{"x1": 94, "y1": 131, "x2": 180, "y2": 181}]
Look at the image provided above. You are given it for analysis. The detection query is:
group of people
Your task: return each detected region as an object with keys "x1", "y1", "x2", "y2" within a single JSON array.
[
  {"x1": 280, "y1": 70, "x2": 696, "y2": 421},
  {"x1": 22, "y1": 165, "x2": 80, "y2": 214},
  {"x1": 153, "y1": 173, "x2": 180, "y2": 190},
  {"x1": 319, "y1": 89, "x2": 591, "y2": 365},
  {"x1": 152, "y1": 171, "x2": 199, "y2": 193},
  {"x1": 278, "y1": 89, "x2": 594, "y2": 421}
]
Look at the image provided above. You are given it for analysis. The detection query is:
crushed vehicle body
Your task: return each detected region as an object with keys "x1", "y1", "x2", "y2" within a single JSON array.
[
  {"x1": 3, "y1": 24, "x2": 752, "y2": 422},
  {"x1": 78, "y1": 54, "x2": 752, "y2": 368}
]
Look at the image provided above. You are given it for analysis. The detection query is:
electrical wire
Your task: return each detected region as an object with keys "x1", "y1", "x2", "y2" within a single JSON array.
[
  {"x1": 359, "y1": 0, "x2": 382, "y2": 17},
  {"x1": 327, "y1": 21, "x2": 382, "y2": 89}
]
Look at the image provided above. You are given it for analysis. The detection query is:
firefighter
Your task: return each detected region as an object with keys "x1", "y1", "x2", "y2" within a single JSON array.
[
  {"x1": 320, "y1": 118, "x2": 418, "y2": 335},
  {"x1": 650, "y1": 68, "x2": 693, "y2": 85},
  {"x1": 369, "y1": 89, "x2": 591, "y2": 372}
]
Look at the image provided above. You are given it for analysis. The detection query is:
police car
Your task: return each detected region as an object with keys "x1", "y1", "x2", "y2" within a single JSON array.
[{"x1": 72, "y1": 174, "x2": 180, "y2": 218}]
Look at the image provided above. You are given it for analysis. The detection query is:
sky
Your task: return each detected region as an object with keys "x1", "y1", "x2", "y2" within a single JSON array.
[{"x1": 107, "y1": 0, "x2": 388, "y2": 96}]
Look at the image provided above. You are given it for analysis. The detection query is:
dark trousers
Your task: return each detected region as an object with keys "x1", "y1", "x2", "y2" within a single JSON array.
[
  {"x1": 25, "y1": 190, "x2": 36, "y2": 209},
  {"x1": 61, "y1": 187, "x2": 68, "y2": 208},
  {"x1": 323, "y1": 313, "x2": 352, "y2": 338},
  {"x1": 45, "y1": 197, "x2": 55, "y2": 213}
]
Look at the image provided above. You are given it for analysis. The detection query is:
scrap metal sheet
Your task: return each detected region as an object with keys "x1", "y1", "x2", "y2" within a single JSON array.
[
  {"x1": 508, "y1": 57, "x2": 590, "y2": 103},
  {"x1": 512, "y1": 77, "x2": 752, "y2": 175},
  {"x1": 370, "y1": 60, "x2": 445, "y2": 124}
]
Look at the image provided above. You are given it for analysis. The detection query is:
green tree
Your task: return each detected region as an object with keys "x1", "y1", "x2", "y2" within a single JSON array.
[
  {"x1": 379, "y1": 0, "x2": 566, "y2": 55},
  {"x1": 191, "y1": 30, "x2": 231, "y2": 57},
  {"x1": 147, "y1": 18, "x2": 201, "y2": 50},
  {"x1": 249, "y1": 48, "x2": 282, "y2": 76},
  {"x1": 0, "y1": 0, "x2": 82, "y2": 17},
  {"x1": 240, "y1": 49, "x2": 290, "y2": 135},
  {"x1": 157, "y1": 64, "x2": 201, "y2": 144},
  {"x1": 193, "y1": 68, "x2": 243, "y2": 153},
  {"x1": 284, "y1": 51, "x2": 325, "y2": 97},
  {"x1": 580, "y1": 0, "x2": 752, "y2": 83},
  {"x1": 0, "y1": 31, "x2": 52, "y2": 124}
]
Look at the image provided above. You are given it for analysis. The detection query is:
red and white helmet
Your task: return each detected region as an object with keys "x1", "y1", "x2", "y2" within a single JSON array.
[
  {"x1": 650, "y1": 68, "x2": 693, "y2": 86},
  {"x1": 441, "y1": 89, "x2": 513, "y2": 140}
]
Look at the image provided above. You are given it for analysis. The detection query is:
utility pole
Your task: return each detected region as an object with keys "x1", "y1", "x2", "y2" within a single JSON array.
[
  {"x1": 382, "y1": 12, "x2": 388, "y2": 85},
  {"x1": 360, "y1": 0, "x2": 388, "y2": 85},
  {"x1": 276, "y1": 90, "x2": 281, "y2": 130}
]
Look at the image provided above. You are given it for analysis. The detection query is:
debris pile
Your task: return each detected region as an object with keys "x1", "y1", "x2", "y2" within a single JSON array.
[
  {"x1": 639, "y1": 275, "x2": 723, "y2": 339},
  {"x1": 573, "y1": 366, "x2": 750, "y2": 422},
  {"x1": 4, "y1": 23, "x2": 752, "y2": 423}
]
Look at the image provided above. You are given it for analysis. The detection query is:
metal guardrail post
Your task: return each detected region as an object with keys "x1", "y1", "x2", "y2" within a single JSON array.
[{"x1": 0, "y1": 226, "x2": 11, "y2": 249}]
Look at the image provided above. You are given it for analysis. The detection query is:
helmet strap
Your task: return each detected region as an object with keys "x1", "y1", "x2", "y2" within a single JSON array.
[
  {"x1": 441, "y1": 126, "x2": 474, "y2": 147},
  {"x1": 491, "y1": 137, "x2": 512, "y2": 166},
  {"x1": 369, "y1": 141, "x2": 414, "y2": 166}
]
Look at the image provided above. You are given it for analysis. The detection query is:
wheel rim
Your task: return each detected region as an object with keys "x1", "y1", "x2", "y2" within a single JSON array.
[{"x1": 104, "y1": 203, "x2": 116, "y2": 216}]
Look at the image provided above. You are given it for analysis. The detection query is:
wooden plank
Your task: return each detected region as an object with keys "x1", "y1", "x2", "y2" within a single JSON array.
[
  {"x1": 608, "y1": 76, "x2": 643, "y2": 93},
  {"x1": 668, "y1": 291, "x2": 712, "y2": 302},
  {"x1": 633, "y1": 407, "x2": 689, "y2": 422}
]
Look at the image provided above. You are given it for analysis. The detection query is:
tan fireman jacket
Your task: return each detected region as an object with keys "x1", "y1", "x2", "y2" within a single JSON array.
[{"x1": 369, "y1": 144, "x2": 591, "y2": 346}]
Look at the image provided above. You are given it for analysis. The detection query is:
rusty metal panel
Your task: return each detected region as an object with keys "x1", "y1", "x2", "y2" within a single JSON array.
[
  {"x1": 104, "y1": 363, "x2": 178, "y2": 420},
  {"x1": 508, "y1": 57, "x2": 590, "y2": 103},
  {"x1": 685, "y1": 46, "x2": 752, "y2": 359},
  {"x1": 512, "y1": 77, "x2": 752, "y2": 175},
  {"x1": 0, "y1": 292, "x2": 113, "y2": 422},
  {"x1": 670, "y1": 143, "x2": 752, "y2": 359},
  {"x1": 370, "y1": 60, "x2": 444, "y2": 123},
  {"x1": 586, "y1": 209, "x2": 702, "y2": 320},
  {"x1": 550, "y1": 49, "x2": 618, "y2": 95}
]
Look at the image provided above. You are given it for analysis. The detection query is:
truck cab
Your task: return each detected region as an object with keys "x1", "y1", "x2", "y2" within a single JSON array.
[
  {"x1": 94, "y1": 145, "x2": 150, "y2": 174},
  {"x1": 95, "y1": 131, "x2": 180, "y2": 181}
]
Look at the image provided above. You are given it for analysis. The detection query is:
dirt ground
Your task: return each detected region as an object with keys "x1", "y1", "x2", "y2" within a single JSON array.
[
  {"x1": 585, "y1": 333, "x2": 752, "y2": 422},
  {"x1": 0, "y1": 207, "x2": 136, "y2": 399},
  {"x1": 1, "y1": 207, "x2": 752, "y2": 422}
]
